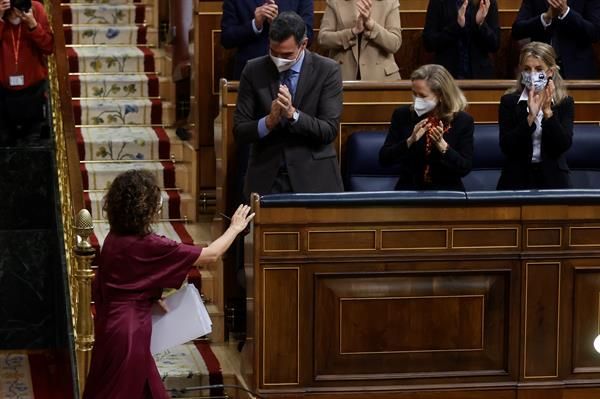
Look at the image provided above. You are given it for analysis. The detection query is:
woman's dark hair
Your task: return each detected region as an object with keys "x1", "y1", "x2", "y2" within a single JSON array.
[
  {"x1": 269, "y1": 11, "x2": 306, "y2": 44},
  {"x1": 103, "y1": 169, "x2": 161, "y2": 236}
]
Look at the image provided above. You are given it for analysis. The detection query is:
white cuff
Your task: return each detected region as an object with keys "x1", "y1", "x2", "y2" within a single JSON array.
[
  {"x1": 252, "y1": 19, "x2": 263, "y2": 34},
  {"x1": 558, "y1": 6, "x2": 570, "y2": 19},
  {"x1": 540, "y1": 13, "x2": 552, "y2": 28}
]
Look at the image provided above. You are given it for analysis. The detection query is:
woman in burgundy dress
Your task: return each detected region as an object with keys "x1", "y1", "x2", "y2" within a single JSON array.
[{"x1": 82, "y1": 170, "x2": 254, "y2": 399}]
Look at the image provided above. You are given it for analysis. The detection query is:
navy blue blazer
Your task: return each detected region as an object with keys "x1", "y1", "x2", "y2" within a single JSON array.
[
  {"x1": 512, "y1": 0, "x2": 600, "y2": 78},
  {"x1": 221, "y1": 0, "x2": 314, "y2": 79}
]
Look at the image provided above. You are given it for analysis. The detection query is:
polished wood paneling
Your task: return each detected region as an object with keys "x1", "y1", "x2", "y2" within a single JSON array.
[
  {"x1": 313, "y1": 271, "x2": 511, "y2": 378},
  {"x1": 572, "y1": 266, "x2": 600, "y2": 374},
  {"x1": 308, "y1": 230, "x2": 377, "y2": 251},
  {"x1": 570, "y1": 226, "x2": 600, "y2": 247},
  {"x1": 523, "y1": 262, "x2": 561, "y2": 378},
  {"x1": 452, "y1": 227, "x2": 519, "y2": 249},
  {"x1": 263, "y1": 232, "x2": 300, "y2": 252},
  {"x1": 381, "y1": 229, "x2": 448, "y2": 250},
  {"x1": 263, "y1": 268, "x2": 299, "y2": 385},
  {"x1": 526, "y1": 227, "x2": 562, "y2": 248}
]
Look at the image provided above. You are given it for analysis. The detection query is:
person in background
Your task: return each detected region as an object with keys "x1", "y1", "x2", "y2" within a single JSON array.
[
  {"x1": 318, "y1": 0, "x2": 402, "y2": 80},
  {"x1": 512, "y1": 0, "x2": 600, "y2": 78},
  {"x1": 221, "y1": 0, "x2": 313, "y2": 79},
  {"x1": 497, "y1": 41, "x2": 573, "y2": 189},
  {"x1": 234, "y1": 11, "x2": 344, "y2": 197},
  {"x1": 82, "y1": 170, "x2": 254, "y2": 399},
  {"x1": 0, "y1": 0, "x2": 53, "y2": 144},
  {"x1": 379, "y1": 64, "x2": 474, "y2": 190},
  {"x1": 422, "y1": 0, "x2": 500, "y2": 79}
]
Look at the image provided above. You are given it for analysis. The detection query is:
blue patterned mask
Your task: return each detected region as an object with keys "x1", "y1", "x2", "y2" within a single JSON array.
[{"x1": 521, "y1": 71, "x2": 548, "y2": 92}]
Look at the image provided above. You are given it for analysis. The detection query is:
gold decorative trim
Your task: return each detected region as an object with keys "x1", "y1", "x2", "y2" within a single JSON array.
[
  {"x1": 263, "y1": 231, "x2": 301, "y2": 253},
  {"x1": 569, "y1": 226, "x2": 600, "y2": 247},
  {"x1": 338, "y1": 295, "x2": 485, "y2": 355},
  {"x1": 308, "y1": 229, "x2": 377, "y2": 252},
  {"x1": 380, "y1": 228, "x2": 449, "y2": 250},
  {"x1": 451, "y1": 227, "x2": 519, "y2": 249},
  {"x1": 523, "y1": 262, "x2": 561, "y2": 379},
  {"x1": 262, "y1": 267, "x2": 300, "y2": 386},
  {"x1": 526, "y1": 227, "x2": 562, "y2": 248}
]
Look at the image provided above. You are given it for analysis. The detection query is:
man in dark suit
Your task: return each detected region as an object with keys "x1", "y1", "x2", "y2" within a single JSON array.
[
  {"x1": 512, "y1": 0, "x2": 600, "y2": 78},
  {"x1": 221, "y1": 0, "x2": 313, "y2": 79},
  {"x1": 234, "y1": 11, "x2": 344, "y2": 197}
]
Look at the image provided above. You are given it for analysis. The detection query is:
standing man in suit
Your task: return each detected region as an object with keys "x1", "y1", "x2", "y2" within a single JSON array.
[
  {"x1": 234, "y1": 11, "x2": 344, "y2": 197},
  {"x1": 512, "y1": 0, "x2": 600, "y2": 78},
  {"x1": 221, "y1": 0, "x2": 313, "y2": 79}
]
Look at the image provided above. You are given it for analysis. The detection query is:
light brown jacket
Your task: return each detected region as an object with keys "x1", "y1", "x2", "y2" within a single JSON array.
[{"x1": 318, "y1": 0, "x2": 402, "y2": 81}]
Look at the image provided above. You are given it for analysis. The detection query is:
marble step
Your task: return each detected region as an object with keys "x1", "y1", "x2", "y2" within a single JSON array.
[
  {"x1": 73, "y1": 98, "x2": 163, "y2": 126},
  {"x1": 64, "y1": 25, "x2": 154, "y2": 46},
  {"x1": 67, "y1": 46, "x2": 155, "y2": 73},
  {"x1": 70, "y1": 73, "x2": 159, "y2": 98},
  {"x1": 85, "y1": 190, "x2": 194, "y2": 221},
  {"x1": 62, "y1": 4, "x2": 149, "y2": 26}
]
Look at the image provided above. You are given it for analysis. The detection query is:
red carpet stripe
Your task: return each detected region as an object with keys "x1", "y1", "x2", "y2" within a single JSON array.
[
  {"x1": 154, "y1": 127, "x2": 170, "y2": 159},
  {"x1": 80, "y1": 163, "x2": 89, "y2": 190},
  {"x1": 29, "y1": 351, "x2": 75, "y2": 399},
  {"x1": 167, "y1": 190, "x2": 182, "y2": 219},
  {"x1": 148, "y1": 74, "x2": 159, "y2": 97},
  {"x1": 171, "y1": 222, "x2": 194, "y2": 245},
  {"x1": 73, "y1": 99, "x2": 82, "y2": 126},
  {"x1": 61, "y1": 5, "x2": 72, "y2": 24},
  {"x1": 138, "y1": 25, "x2": 148, "y2": 44},
  {"x1": 69, "y1": 75, "x2": 81, "y2": 98},
  {"x1": 67, "y1": 47, "x2": 78, "y2": 73},
  {"x1": 135, "y1": 5, "x2": 145, "y2": 23},
  {"x1": 193, "y1": 341, "x2": 224, "y2": 397},
  {"x1": 162, "y1": 161, "x2": 176, "y2": 188},
  {"x1": 151, "y1": 99, "x2": 162, "y2": 124},
  {"x1": 76, "y1": 128, "x2": 85, "y2": 159},
  {"x1": 139, "y1": 46, "x2": 156, "y2": 72}
]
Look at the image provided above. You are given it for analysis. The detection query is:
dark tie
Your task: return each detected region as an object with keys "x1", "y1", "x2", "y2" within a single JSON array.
[{"x1": 280, "y1": 69, "x2": 296, "y2": 99}]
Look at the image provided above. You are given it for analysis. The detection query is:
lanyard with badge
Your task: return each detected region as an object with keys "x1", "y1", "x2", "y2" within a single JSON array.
[{"x1": 9, "y1": 24, "x2": 25, "y2": 87}]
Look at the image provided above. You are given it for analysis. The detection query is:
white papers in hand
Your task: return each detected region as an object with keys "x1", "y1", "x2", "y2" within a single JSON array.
[{"x1": 150, "y1": 283, "x2": 212, "y2": 354}]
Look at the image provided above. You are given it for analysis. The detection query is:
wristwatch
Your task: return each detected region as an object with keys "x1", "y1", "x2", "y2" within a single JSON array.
[{"x1": 288, "y1": 110, "x2": 299, "y2": 123}]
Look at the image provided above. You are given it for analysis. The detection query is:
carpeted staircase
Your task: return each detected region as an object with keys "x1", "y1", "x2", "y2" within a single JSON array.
[{"x1": 61, "y1": 0, "x2": 230, "y2": 396}]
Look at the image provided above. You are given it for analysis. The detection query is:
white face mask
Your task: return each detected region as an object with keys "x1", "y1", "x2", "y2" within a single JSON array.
[
  {"x1": 8, "y1": 17, "x2": 21, "y2": 26},
  {"x1": 413, "y1": 96, "x2": 438, "y2": 117},
  {"x1": 270, "y1": 49, "x2": 303, "y2": 73},
  {"x1": 521, "y1": 70, "x2": 549, "y2": 93}
]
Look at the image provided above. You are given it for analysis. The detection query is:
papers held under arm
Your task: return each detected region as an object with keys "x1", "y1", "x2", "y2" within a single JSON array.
[{"x1": 150, "y1": 283, "x2": 212, "y2": 354}]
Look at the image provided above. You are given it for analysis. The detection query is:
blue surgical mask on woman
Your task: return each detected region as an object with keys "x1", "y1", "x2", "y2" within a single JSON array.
[
  {"x1": 521, "y1": 71, "x2": 548, "y2": 92},
  {"x1": 413, "y1": 96, "x2": 438, "y2": 117}
]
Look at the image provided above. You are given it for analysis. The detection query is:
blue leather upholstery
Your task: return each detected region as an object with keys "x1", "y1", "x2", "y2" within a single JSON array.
[
  {"x1": 568, "y1": 124, "x2": 600, "y2": 189},
  {"x1": 260, "y1": 191, "x2": 467, "y2": 206},
  {"x1": 462, "y1": 125, "x2": 504, "y2": 191},
  {"x1": 344, "y1": 131, "x2": 401, "y2": 192}
]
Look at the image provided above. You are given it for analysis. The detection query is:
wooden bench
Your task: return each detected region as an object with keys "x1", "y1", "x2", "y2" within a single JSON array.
[{"x1": 214, "y1": 79, "x2": 600, "y2": 232}]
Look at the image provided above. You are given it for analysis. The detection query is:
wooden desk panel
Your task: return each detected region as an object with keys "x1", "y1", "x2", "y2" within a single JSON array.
[{"x1": 242, "y1": 198, "x2": 600, "y2": 398}]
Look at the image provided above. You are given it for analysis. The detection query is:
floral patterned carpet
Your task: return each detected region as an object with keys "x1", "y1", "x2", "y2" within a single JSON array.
[{"x1": 65, "y1": 0, "x2": 189, "y2": 245}]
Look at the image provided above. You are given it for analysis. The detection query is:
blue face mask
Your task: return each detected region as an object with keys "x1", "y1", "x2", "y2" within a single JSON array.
[{"x1": 521, "y1": 71, "x2": 548, "y2": 92}]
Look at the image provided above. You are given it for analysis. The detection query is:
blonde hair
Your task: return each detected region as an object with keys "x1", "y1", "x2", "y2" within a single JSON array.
[
  {"x1": 410, "y1": 64, "x2": 468, "y2": 122},
  {"x1": 509, "y1": 41, "x2": 568, "y2": 104}
]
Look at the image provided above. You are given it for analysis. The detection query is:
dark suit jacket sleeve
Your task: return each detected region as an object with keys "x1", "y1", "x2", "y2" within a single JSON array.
[
  {"x1": 441, "y1": 113, "x2": 474, "y2": 177},
  {"x1": 540, "y1": 96, "x2": 574, "y2": 157},
  {"x1": 288, "y1": 63, "x2": 342, "y2": 146},
  {"x1": 298, "y1": 0, "x2": 315, "y2": 44},
  {"x1": 221, "y1": 0, "x2": 260, "y2": 49},
  {"x1": 512, "y1": 0, "x2": 548, "y2": 40},
  {"x1": 422, "y1": 0, "x2": 463, "y2": 52},
  {"x1": 233, "y1": 66, "x2": 261, "y2": 145},
  {"x1": 472, "y1": 0, "x2": 501, "y2": 52},
  {"x1": 556, "y1": 0, "x2": 600, "y2": 42},
  {"x1": 499, "y1": 93, "x2": 536, "y2": 158},
  {"x1": 379, "y1": 107, "x2": 411, "y2": 166}
]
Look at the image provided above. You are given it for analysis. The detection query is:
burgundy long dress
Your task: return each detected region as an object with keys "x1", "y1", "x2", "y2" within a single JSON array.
[{"x1": 82, "y1": 231, "x2": 201, "y2": 399}]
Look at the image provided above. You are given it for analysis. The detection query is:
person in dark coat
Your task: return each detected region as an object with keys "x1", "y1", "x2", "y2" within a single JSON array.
[
  {"x1": 497, "y1": 41, "x2": 573, "y2": 189},
  {"x1": 422, "y1": 0, "x2": 500, "y2": 78},
  {"x1": 379, "y1": 64, "x2": 474, "y2": 190}
]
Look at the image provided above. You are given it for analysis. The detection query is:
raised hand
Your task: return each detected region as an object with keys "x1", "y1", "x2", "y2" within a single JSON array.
[
  {"x1": 408, "y1": 119, "x2": 430, "y2": 147},
  {"x1": 276, "y1": 85, "x2": 295, "y2": 119},
  {"x1": 527, "y1": 87, "x2": 546, "y2": 125},
  {"x1": 542, "y1": 79, "x2": 555, "y2": 119},
  {"x1": 0, "y1": 0, "x2": 10, "y2": 19},
  {"x1": 475, "y1": 0, "x2": 490, "y2": 26},
  {"x1": 357, "y1": 0, "x2": 374, "y2": 30},
  {"x1": 547, "y1": 0, "x2": 568, "y2": 15},
  {"x1": 266, "y1": 98, "x2": 283, "y2": 130},
  {"x1": 428, "y1": 122, "x2": 449, "y2": 152},
  {"x1": 229, "y1": 205, "x2": 255, "y2": 234},
  {"x1": 457, "y1": 0, "x2": 468, "y2": 27},
  {"x1": 254, "y1": 2, "x2": 279, "y2": 30},
  {"x1": 14, "y1": 8, "x2": 37, "y2": 29}
]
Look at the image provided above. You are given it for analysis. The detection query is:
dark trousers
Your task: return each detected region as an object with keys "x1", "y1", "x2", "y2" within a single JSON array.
[{"x1": 0, "y1": 80, "x2": 49, "y2": 143}]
